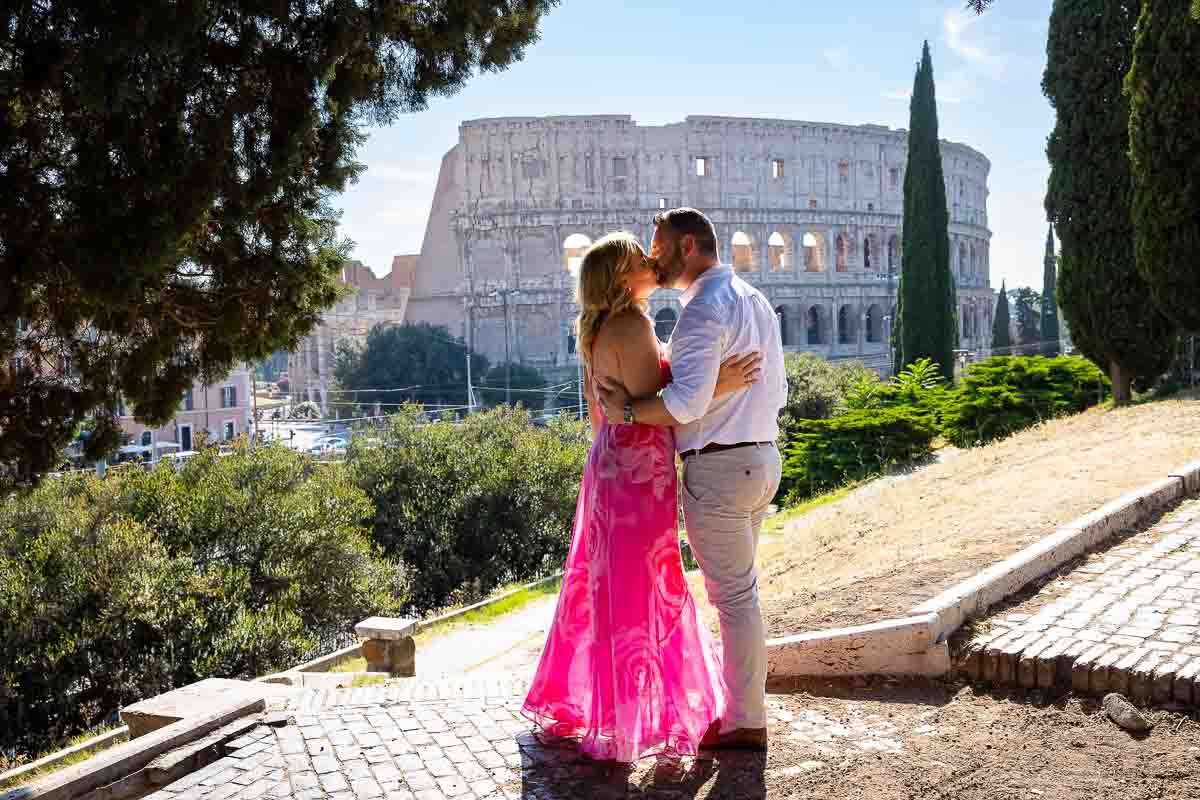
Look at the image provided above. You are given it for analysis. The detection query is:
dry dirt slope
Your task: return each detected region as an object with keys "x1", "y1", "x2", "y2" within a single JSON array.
[{"x1": 695, "y1": 391, "x2": 1200, "y2": 638}]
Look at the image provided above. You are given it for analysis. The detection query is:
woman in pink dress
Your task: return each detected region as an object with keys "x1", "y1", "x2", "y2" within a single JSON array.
[{"x1": 521, "y1": 232, "x2": 759, "y2": 763}]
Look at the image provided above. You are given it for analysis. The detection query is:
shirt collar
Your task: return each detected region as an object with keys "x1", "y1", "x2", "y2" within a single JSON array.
[{"x1": 679, "y1": 265, "x2": 731, "y2": 306}]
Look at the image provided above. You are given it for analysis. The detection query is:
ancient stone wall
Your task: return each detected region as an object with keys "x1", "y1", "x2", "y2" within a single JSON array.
[{"x1": 406, "y1": 115, "x2": 994, "y2": 390}]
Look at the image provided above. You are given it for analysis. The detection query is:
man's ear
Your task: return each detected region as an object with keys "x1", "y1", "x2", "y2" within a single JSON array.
[{"x1": 681, "y1": 233, "x2": 696, "y2": 260}]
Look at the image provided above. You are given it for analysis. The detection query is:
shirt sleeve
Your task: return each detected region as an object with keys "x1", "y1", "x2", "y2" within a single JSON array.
[{"x1": 661, "y1": 301, "x2": 726, "y2": 425}]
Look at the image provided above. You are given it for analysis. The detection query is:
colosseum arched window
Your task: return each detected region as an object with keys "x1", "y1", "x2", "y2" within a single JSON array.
[
  {"x1": 803, "y1": 232, "x2": 826, "y2": 272},
  {"x1": 835, "y1": 234, "x2": 849, "y2": 272},
  {"x1": 807, "y1": 305, "x2": 826, "y2": 345},
  {"x1": 768, "y1": 232, "x2": 791, "y2": 272},
  {"x1": 969, "y1": 242, "x2": 976, "y2": 277},
  {"x1": 775, "y1": 306, "x2": 789, "y2": 346},
  {"x1": 563, "y1": 234, "x2": 592, "y2": 274},
  {"x1": 866, "y1": 304, "x2": 883, "y2": 343},
  {"x1": 864, "y1": 234, "x2": 879, "y2": 271},
  {"x1": 731, "y1": 231, "x2": 755, "y2": 273},
  {"x1": 958, "y1": 242, "x2": 968, "y2": 279},
  {"x1": 838, "y1": 305, "x2": 857, "y2": 345},
  {"x1": 888, "y1": 235, "x2": 900, "y2": 273}
]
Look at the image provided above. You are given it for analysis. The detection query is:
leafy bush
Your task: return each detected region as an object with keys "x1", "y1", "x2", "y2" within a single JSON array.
[
  {"x1": 778, "y1": 407, "x2": 938, "y2": 504},
  {"x1": 348, "y1": 405, "x2": 590, "y2": 614},
  {"x1": 779, "y1": 353, "x2": 881, "y2": 438},
  {"x1": 847, "y1": 357, "x2": 954, "y2": 427},
  {"x1": 0, "y1": 443, "x2": 404, "y2": 760},
  {"x1": 940, "y1": 355, "x2": 1109, "y2": 447}
]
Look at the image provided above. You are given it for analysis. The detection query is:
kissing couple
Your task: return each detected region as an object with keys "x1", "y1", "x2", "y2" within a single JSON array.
[{"x1": 521, "y1": 207, "x2": 787, "y2": 762}]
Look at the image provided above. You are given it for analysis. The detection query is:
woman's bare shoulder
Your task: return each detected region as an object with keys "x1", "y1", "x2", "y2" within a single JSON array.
[{"x1": 601, "y1": 309, "x2": 654, "y2": 342}]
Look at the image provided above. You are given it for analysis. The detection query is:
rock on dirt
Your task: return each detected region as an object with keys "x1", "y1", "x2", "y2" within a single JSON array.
[{"x1": 1103, "y1": 693, "x2": 1154, "y2": 733}]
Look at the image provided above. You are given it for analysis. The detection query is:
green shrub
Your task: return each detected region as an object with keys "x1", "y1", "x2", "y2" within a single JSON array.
[
  {"x1": 778, "y1": 407, "x2": 938, "y2": 505},
  {"x1": 846, "y1": 357, "x2": 953, "y2": 426},
  {"x1": 779, "y1": 353, "x2": 881, "y2": 437},
  {"x1": 0, "y1": 443, "x2": 404, "y2": 760},
  {"x1": 348, "y1": 405, "x2": 590, "y2": 614},
  {"x1": 940, "y1": 355, "x2": 1109, "y2": 447}
]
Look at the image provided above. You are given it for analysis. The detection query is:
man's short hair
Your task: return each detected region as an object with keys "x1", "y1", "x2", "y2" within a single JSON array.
[{"x1": 653, "y1": 207, "x2": 718, "y2": 257}]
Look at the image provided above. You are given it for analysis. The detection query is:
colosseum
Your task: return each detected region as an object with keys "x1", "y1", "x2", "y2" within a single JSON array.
[{"x1": 405, "y1": 114, "x2": 994, "y2": 390}]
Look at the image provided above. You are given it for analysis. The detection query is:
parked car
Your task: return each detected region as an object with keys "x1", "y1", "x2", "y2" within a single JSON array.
[{"x1": 309, "y1": 437, "x2": 347, "y2": 457}]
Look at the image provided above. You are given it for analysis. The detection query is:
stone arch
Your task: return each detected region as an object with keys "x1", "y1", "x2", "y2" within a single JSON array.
[
  {"x1": 774, "y1": 306, "x2": 790, "y2": 346},
  {"x1": 838, "y1": 304, "x2": 857, "y2": 345},
  {"x1": 866, "y1": 304, "x2": 883, "y2": 343},
  {"x1": 731, "y1": 230, "x2": 755, "y2": 272},
  {"x1": 807, "y1": 305, "x2": 827, "y2": 345},
  {"x1": 803, "y1": 231, "x2": 827, "y2": 272},
  {"x1": 835, "y1": 233, "x2": 850, "y2": 272},
  {"x1": 957, "y1": 241, "x2": 968, "y2": 279},
  {"x1": 864, "y1": 234, "x2": 878, "y2": 270},
  {"x1": 563, "y1": 233, "x2": 592, "y2": 274},
  {"x1": 969, "y1": 242, "x2": 977, "y2": 277},
  {"x1": 888, "y1": 234, "x2": 900, "y2": 272},
  {"x1": 654, "y1": 307, "x2": 678, "y2": 341},
  {"x1": 768, "y1": 231, "x2": 792, "y2": 272}
]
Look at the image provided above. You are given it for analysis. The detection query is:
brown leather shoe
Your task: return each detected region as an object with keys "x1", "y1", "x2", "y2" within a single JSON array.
[{"x1": 699, "y1": 721, "x2": 768, "y2": 751}]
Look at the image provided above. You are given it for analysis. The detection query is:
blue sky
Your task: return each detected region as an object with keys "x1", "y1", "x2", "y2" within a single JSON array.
[{"x1": 335, "y1": 0, "x2": 1054, "y2": 293}]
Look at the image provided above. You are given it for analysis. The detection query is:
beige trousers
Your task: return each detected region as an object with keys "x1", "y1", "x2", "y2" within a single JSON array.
[{"x1": 681, "y1": 442, "x2": 782, "y2": 731}]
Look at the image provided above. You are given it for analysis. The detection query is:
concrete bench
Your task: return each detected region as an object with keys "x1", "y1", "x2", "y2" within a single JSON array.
[{"x1": 355, "y1": 617, "x2": 419, "y2": 676}]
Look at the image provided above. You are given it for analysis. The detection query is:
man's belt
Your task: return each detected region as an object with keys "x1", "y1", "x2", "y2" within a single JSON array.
[{"x1": 680, "y1": 441, "x2": 774, "y2": 460}]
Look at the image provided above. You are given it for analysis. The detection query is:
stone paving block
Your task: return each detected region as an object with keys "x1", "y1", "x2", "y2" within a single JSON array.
[
  {"x1": 1017, "y1": 636, "x2": 1057, "y2": 688},
  {"x1": 1175, "y1": 659, "x2": 1200, "y2": 704},
  {"x1": 1035, "y1": 637, "x2": 1076, "y2": 689},
  {"x1": 350, "y1": 778, "x2": 384, "y2": 799},
  {"x1": 1152, "y1": 655, "x2": 1190, "y2": 703},
  {"x1": 322, "y1": 773, "x2": 351, "y2": 793},
  {"x1": 1129, "y1": 651, "x2": 1168, "y2": 702},
  {"x1": 1088, "y1": 647, "x2": 1129, "y2": 695},
  {"x1": 1071, "y1": 644, "x2": 1112, "y2": 693},
  {"x1": 403, "y1": 770, "x2": 437, "y2": 791}
]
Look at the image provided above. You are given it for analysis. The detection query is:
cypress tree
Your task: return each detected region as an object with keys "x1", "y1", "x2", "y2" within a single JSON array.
[
  {"x1": 1040, "y1": 226, "x2": 1061, "y2": 356},
  {"x1": 895, "y1": 41, "x2": 956, "y2": 380},
  {"x1": 1127, "y1": 1, "x2": 1200, "y2": 331},
  {"x1": 1044, "y1": 0, "x2": 1175, "y2": 404},
  {"x1": 992, "y1": 281, "x2": 1012, "y2": 354}
]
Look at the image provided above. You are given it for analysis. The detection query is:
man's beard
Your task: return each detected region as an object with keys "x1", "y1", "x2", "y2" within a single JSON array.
[{"x1": 653, "y1": 244, "x2": 686, "y2": 288}]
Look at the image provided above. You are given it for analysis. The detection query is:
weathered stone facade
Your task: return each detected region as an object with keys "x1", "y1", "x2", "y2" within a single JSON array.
[{"x1": 406, "y1": 115, "x2": 994, "y2": 381}]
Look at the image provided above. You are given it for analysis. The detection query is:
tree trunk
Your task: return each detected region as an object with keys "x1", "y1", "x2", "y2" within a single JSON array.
[{"x1": 1109, "y1": 361, "x2": 1132, "y2": 405}]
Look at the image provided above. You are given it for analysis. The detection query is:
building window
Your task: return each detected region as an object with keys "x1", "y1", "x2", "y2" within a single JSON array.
[
  {"x1": 889, "y1": 168, "x2": 900, "y2": 189},
  {"x1": 612, "y1": 157, "x2": 627, "y2": 178},
  {"x1": 695, "y1": 157, "x2": 711, "y2": 177},
  {"x1": 838, "y1": 160, "x2": 850, "y2": 181},
  {"x1": 658, "y1": 197, "x2": 668, "y2": 209},
  {"x1": 184, "y1": 388, "x2": 194, "y2": 411},
  {"x1": 141, "y1": 431, "x2": 152, "y2": 447},
  {"x1": 771, "y1": 159, "x2": 785, "y2": 179},
  {"x1": 867, "y1": 203, "x2": 874, "y2": 211},
  {"x1": 809, "y1": 198, "x2": 819, "y2": 209},
  {"x1": 654, "y1": 308, "x2": 678, "y2": 340},
  {"x1": 221, "y1": 385, "x2": 237, "y2": 408},
  {"x1": 224, "y1": 421, "x2": 235, "y2": 441}
]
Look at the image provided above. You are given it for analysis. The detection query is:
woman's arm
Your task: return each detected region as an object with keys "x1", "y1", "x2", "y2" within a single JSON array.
[
  {"x1": 583, "y1": 363, "x2": 603, "y2": 436},
  {"x1": 713, "y1": 351, "x2": 763, "y2": 399}
]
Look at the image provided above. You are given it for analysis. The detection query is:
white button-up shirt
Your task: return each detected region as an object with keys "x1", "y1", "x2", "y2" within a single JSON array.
[{"x1": 661, "y1": 266, "x2": 788, "y2": 453}]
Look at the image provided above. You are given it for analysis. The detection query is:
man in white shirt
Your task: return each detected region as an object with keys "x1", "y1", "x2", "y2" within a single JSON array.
[{"x1": 597, "y1": 207, "x2": 786, "y2": 750}]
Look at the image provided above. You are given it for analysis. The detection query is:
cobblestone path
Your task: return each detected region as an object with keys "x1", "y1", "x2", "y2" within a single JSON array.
[{"x1": 958, "y1": 496, "x2": 1200, "y2": 702}]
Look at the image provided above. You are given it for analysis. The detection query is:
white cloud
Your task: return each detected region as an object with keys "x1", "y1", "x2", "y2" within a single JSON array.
[
  {"x1": 823, "y1": 48, "x2": 847, "y2": 70},
  {"x1": 882, "y1": 68, "x2": 969, "y2": 105}
]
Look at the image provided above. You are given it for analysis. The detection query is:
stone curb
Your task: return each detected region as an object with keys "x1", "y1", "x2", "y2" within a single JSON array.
[
  {"x1": 913, "y1": 475, "x2": 1187, "y2": 643},
  {"x1": 0, "y1": 727, "x2": 128, "y2": 791},
  {"x1": 0, "y1": 701, "x2": 262, "y2": 800},
  {"x1": 767, "y1": 463, "x2": 1199, "y2": 679},
  {"x1": 766, "y1": 614, "x2": 946, "y2": 678}
]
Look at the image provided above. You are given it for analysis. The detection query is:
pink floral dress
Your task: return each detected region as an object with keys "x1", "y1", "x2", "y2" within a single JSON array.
[{"x1": 521, "y1": 356, "x2": 727, "y2": 762}]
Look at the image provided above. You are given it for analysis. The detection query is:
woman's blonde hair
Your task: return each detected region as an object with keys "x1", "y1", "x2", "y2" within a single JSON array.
[{"x1": 575, "y1": 232, "x2": 648, "y2": 366}]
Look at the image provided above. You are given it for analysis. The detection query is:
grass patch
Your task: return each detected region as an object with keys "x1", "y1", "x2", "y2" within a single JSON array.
[
  {"x1": 349, "y1": 674, "x2": 388, "y2": 688},
  {"x1": 762, "y1": 484, "x2": 859, "y2": 534},
  {"x1": 0, "y1": 724, "x2": 127, "y2": 790},
  {"x1": 325, "y1": 576, "x2": 565, "y2": 672},
  {"x1": 417, "y1": 577, "x2": 563, "y2": 643}
]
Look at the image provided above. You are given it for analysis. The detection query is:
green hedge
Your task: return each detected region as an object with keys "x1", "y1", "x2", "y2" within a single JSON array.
[
  {"x1": 778, "y1": 406, "x2": 938, "y2": 504},
  {"x1": 941, "y1": 355, "x2": 1109, "y2": 447},
  {"x1": 0, "y1": 443, "x2": 405, "y2": 760},
  {"x1": 348, "y1": 406, "x2": 590, "y2": 614}
]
